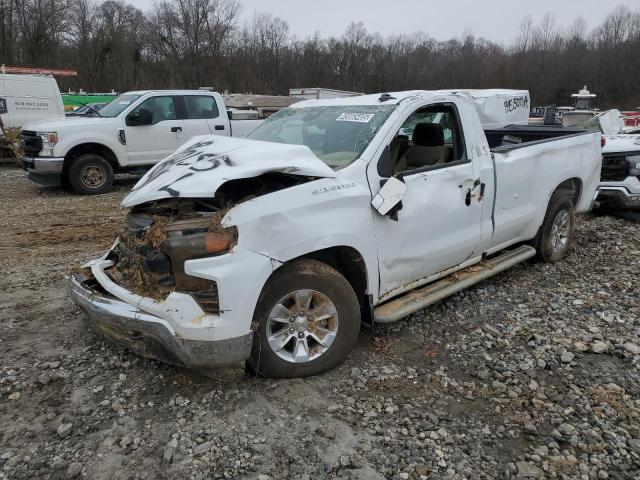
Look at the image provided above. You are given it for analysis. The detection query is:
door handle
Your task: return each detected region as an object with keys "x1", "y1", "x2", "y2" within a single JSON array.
[
  {"x1": 214, "y1": 125, "x2": 225, "y2": 131},
  {"x1": 170, "y1": 126, "x2": 182, "y2": 132}
]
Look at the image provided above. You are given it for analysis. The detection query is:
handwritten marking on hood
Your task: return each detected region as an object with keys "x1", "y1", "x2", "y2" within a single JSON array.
[
  {"x1": 131, "y1": 139, "x2": 238, "y2": 196},
  {"x1": 122, "y1": 136, "x2": 337, "y2": 207}
]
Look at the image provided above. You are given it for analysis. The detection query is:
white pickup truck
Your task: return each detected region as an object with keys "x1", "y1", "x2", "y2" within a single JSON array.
[
  {"x1": 580, "y1": 110, "x2": 640, "y2": 210},
  {"x1": 69, "y1": 89, "x2": 602, "y2": 378},
  {"x1": 20, "y1": 90, "x2": 262, "y2": 194}
]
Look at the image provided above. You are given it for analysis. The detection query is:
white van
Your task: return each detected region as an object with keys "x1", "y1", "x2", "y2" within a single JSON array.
[{"x1": 0, "y1": 74, "x2": 65, "y2": 129}]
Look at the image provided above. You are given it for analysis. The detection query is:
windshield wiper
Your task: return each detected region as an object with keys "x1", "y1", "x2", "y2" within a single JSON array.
[
  {"x1": 86, "y1": 104, "x2": 103, "y2": 117},
  {"x1": 69, "y1": 100, "x2": 103, "y2": 117}
]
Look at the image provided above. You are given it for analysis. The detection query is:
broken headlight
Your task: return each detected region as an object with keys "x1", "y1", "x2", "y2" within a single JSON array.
[
  {"x1": 162, "y1": 228, "x2": 237, "y2": 259},
  {"x1": 160, "y1": 221, "x2": 237, "y2": 292},
  {"x1": 160, "y1": 215, "x2": 237, "y2": 276}
]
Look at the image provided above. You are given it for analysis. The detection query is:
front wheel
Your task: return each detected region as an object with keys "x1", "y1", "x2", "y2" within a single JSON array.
[
  {"x1": 67, "y1": 154, "x2": 114, "y2": 195},
  {"x1": 531, "y1": 196, "x2": 576, "y2": 263},
  {"x1": 247, "y1": 259, "x2": 361, "y2": 378}
]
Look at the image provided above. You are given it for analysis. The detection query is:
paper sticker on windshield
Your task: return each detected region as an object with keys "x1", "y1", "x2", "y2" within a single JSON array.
[{"x1": 336, "y1": 113, "x2": 375, "y2": 123}]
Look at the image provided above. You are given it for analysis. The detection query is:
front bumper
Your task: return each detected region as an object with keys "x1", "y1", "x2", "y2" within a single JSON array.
[
  {"x1": 597, "y1": 186, "x2": 640, "y2": 210},
  {"x1": 22, "y1": 155, "x2": 65, "y2": 186},
  {"x1": 68, "y1": 272, "x2": 253, "y2": 368}
]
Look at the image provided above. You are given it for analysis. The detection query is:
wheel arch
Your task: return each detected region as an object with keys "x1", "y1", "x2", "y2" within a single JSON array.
[
  {"x1": 551, "y1": 177, "x2": 582, "y2": 206},
  {"x1": 284, "y1": 246, "x2": 370, "y2": 320},
  {"x1": 63, "y1": 142, "x2": 119, "y2": 173}
]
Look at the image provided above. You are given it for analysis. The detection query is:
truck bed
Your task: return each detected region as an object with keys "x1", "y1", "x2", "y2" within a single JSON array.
[
  {"x1": 485, "y1": 127, "x2": 602, "y2": 251},
  {"x1": 485, "y1": 125, "x2": 589, "y2": 153}
]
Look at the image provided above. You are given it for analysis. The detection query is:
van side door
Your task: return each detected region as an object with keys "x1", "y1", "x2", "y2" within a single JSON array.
[{"x1": 367, "y1": 100, "x2": 486, "y2": 297}]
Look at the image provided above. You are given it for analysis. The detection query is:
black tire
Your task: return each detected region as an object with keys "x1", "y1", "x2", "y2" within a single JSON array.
[
  {"x1": 247, "y1": 259, "x2": 361, "y2": 378},
  {"x1": 530, "y1": 196, "x2": 576, "y2": 263},
  {"x1": 67, "y1": 154, "x2": 114, "y2": 195}
]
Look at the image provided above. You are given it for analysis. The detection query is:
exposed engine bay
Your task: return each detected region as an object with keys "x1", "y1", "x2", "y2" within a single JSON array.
[{"x1": 106, "y1": 173, "x2": 312, "y2": 311}]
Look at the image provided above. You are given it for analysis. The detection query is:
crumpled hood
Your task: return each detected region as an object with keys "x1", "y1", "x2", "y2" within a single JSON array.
[
  {"x1": 122, "y1": 136, "x2": 336, "y2": 207},
  {"x1": 603, "y1": 134, "x2": 640, "y2": 154}
]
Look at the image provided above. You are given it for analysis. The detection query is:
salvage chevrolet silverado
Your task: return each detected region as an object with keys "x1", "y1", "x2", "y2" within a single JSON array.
[{"x1": 69, "y1": 90, "x2": 602, "y2": 378}]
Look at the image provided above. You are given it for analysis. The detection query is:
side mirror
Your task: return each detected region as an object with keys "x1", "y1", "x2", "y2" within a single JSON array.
[
  {"x1": 371, "y1": 177, "x2": 407, "y2": 216},
  {"x1": 126, "y1": 108, "x2": 153, "y2": 126}
]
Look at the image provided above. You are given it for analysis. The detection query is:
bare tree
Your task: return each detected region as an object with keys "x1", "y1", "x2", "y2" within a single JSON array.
[{"x1": 3, "y1": 1, "x2": 640, "y2": 109}]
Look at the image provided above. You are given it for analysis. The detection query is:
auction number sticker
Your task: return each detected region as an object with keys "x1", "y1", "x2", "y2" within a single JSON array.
[{"x1": 336, "y1": 112, "x2": 375, "y2": 123}]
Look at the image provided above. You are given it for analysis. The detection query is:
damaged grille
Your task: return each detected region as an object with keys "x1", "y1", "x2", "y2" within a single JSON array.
[
  {"x1": 110, "y1": 214, "x2": 175, "y2": 298},
  {"x1": 601, "y1": 155, "x2": 630, "y2": 182},
  {"x1": 108, "y1": 206, "x2": 222, "y2": 315},
  {"x1": 105, "y1": 177, "x2": 307, "y2": 316}
]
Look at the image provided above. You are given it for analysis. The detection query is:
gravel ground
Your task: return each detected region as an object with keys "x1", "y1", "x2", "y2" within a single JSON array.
[{"x1": 1, "y1": 166, "x2": 639, "y2": 480}]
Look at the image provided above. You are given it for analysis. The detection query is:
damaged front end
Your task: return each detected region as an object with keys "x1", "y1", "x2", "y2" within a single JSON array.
[
  {"x1": 68, "y1": 172, "x2": 312, "y2": 368},
  {"x1": 111, "y1": 199, "x2": 237, "y2": 314},
  {"x1": 69, "y1": 198, "x2": 245, "y2": 367}
]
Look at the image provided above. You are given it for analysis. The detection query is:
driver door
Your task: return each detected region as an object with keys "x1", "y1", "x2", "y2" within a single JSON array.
[
  {"x1": 369, "y1": 101, "x2": 484, "y2": 296},
  {"x1": 124, "y1": 95, "x2": 185, "y2": 165}
]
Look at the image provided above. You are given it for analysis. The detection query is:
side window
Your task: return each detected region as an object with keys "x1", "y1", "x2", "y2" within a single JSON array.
[
  {"x1": 184, "y1": 95, "x2": 219, "y2": 119},
  {"x1": 388, "y1": 104, "x2": 466, "y2": 175},
  {"x1": 132, "y1": 96, "x2": 176, "y2": 124}
]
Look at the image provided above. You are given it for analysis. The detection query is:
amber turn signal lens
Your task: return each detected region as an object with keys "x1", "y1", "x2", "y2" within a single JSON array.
[{"x1": 205, "y1": 230, "x2": 236, "y2": 254}]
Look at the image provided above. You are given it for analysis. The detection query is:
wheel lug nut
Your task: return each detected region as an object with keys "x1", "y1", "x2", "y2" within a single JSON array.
[{"x1": 298, "y1": 332, "x2": 304, "y2": 338}]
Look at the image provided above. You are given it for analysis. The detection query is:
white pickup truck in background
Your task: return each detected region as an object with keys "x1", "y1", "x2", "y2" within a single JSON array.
[
  {"x1": 20, "y1": 90, "x2": 263, "y2": 194},
  {"x1": 580, "y1": 110, "x2": 640, "y2": 210},
  {"x1": 69, "y1": 89, "x2": 602, "y2": 378}
]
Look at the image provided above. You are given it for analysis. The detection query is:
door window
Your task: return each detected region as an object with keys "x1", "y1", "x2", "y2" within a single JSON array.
[
  {"x1": 184, "y1": 95, "x2": 219, "y2": 119},
  {"x1": 131, "y1": 96, "x2": 176, "y2": 124},
  {"x1": 389, "y1": 104, "x2": 466, "y2": 175}
]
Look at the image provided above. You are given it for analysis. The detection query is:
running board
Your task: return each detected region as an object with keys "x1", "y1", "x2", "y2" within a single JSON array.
[{"x1": 373, "y1": 245, "x2": 536, "y2": 323}]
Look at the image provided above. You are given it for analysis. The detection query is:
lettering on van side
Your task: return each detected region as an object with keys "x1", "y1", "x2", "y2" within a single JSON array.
[
  {"x1": 12, "y1": 99, "x2": 51, "y2": 111},
  {"x1": 0, "y1": 98, "x2": 7, "y2": 114}
]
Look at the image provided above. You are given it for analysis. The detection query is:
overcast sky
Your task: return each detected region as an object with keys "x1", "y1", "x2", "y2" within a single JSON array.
[{"x1": 132, "y1": 0, "x2": 640, "y2": 43}]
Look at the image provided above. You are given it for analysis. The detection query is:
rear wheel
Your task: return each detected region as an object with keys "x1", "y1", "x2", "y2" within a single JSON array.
[
  {"x1": 531, "y1": 196, "x2": 576, "y2": 263},
  {"x1": 247, "y1": 259, "x2": 361, "y2": 378},
  {"x1": 67, "y1": 154, "x2": 114, "y2": 195}
]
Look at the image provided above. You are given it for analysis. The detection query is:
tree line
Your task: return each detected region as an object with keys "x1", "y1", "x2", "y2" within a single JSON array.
[{"x1": 1, "y1": 0, "x2": 640, "y2": 109}]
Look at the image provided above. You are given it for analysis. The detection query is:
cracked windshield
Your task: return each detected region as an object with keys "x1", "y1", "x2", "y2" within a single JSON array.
[{"x1": 246, "y1": 105, "x2": 396, "y2": 168}]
